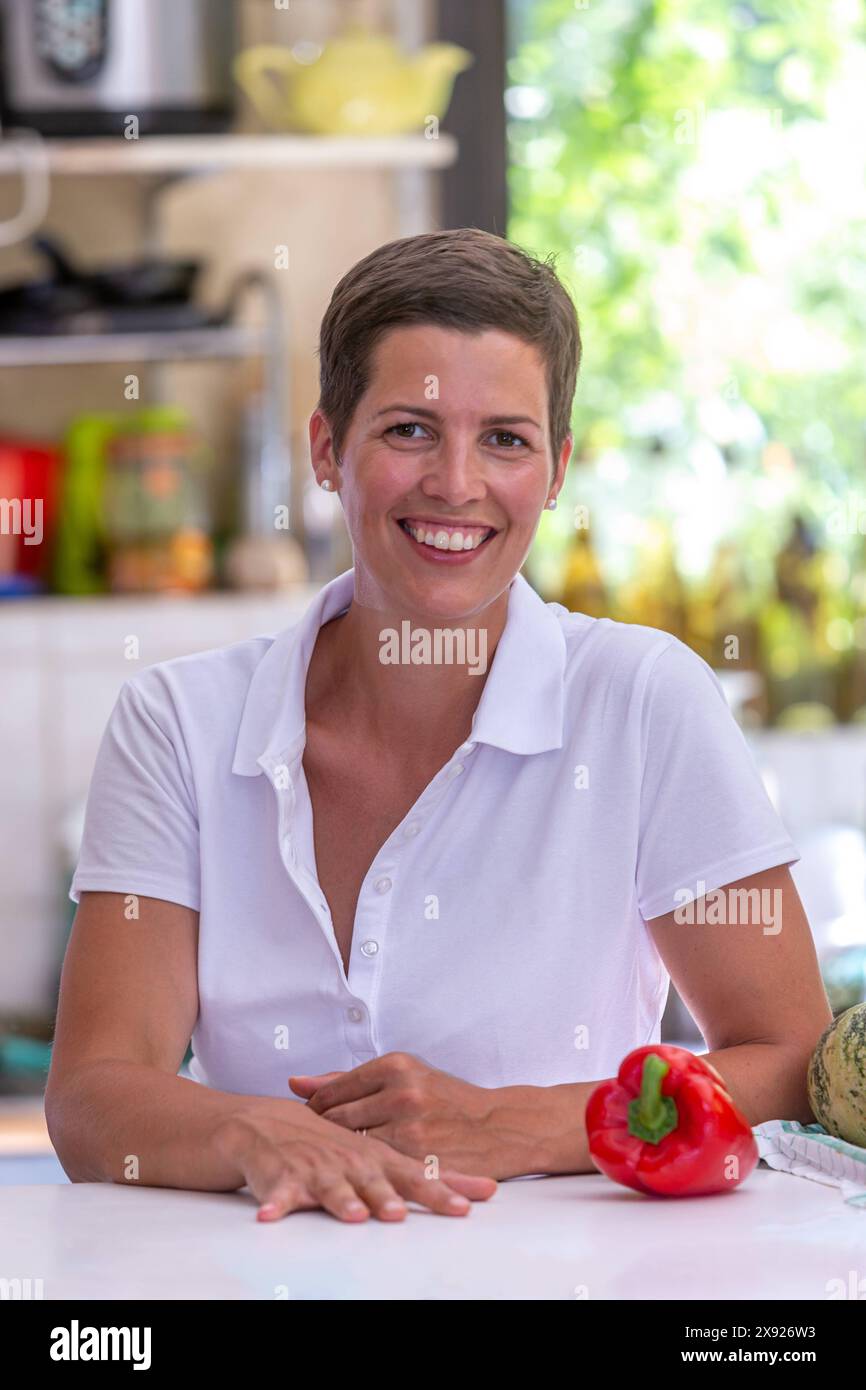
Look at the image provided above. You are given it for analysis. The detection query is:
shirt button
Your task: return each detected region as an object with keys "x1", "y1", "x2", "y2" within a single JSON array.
[
  {"x1": 449, "y1": 763, "x2": 464, "y2": 778},
  {"x1": 374, "y1": 876, "x2": 392, "y2": 894},
  {"x1": 360, "y1": 939, "x2": 379, "y2": 957},
  {"x1": 347, "y1": 1007, "x2": 363, "y2": 1022},
  {"x1": 459, "y1": 743, "x2": 477, "y2": 756},
  {"x1": 403, "y1": 821, "x2": 421, "y2": 839}
]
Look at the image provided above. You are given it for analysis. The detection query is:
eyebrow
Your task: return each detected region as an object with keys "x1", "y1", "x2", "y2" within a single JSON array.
[{"x1": 373, "y1": 404, "x2": 542, "y2": 430}]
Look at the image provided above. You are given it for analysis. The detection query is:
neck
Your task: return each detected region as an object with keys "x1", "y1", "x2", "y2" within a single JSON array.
[{"x1": 309, "y1": 590, "x2": 510, "y2": 757}]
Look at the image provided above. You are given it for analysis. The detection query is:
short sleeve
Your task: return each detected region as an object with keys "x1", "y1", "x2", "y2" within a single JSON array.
[
  {"x1": 69, "y1": 676, "x2": 201, "y2": 911},
  {"x1": 635, "y1": 639, "x2": 800, "y2": 922}
]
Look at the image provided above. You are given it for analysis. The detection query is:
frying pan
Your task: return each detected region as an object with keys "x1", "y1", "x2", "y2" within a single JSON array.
[
  {"x1": 31, "y1": 234, "x2": 201, "y2": 304},
  {"x1": 0, "y1": 234, "x2": 201, "y2": 319}
]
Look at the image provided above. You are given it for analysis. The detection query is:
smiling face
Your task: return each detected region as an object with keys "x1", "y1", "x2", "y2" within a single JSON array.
[{"x1": 310, "y1": 324, "x2": 572, "y2": 622}]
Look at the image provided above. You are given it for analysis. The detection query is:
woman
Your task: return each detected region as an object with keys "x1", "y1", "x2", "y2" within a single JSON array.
[{"x1": 46, "y1": 228, "x2": 831, "y2": 1224}]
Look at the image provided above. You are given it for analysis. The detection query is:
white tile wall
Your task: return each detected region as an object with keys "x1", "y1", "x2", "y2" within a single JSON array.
[{"x1": 748, "y1": 728, "x2": 866, "y2": 841}]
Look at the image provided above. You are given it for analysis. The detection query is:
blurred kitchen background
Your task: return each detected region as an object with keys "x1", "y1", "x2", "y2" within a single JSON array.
[{"x1": 2, "y1": 0, "x2": 866, "y2": 1175}]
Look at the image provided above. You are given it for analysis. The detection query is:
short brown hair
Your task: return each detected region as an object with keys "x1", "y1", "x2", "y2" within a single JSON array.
[{"x1": 316, "y1": 227, "x2": 582, "y2": 473}]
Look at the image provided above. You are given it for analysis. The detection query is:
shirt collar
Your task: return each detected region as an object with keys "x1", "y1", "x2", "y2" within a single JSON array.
[{"x1": 232, "y1": 565, "x2": 566, "y2": 777}]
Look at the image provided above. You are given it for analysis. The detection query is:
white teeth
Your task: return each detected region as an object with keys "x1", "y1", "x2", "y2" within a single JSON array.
[{"x1": 403, "y1": 521, "x2": 490, "y2": 551}]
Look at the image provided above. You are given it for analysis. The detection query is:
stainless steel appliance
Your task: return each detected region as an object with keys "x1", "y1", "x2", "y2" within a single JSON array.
[{"x1": 0, "y1": 0, "x2": 237, "y2": 136}]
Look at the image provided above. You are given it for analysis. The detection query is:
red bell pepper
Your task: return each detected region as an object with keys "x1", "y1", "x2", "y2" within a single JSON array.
[{"x1": 585, "y1": 1045, "x2": 759, "y2": 1197}]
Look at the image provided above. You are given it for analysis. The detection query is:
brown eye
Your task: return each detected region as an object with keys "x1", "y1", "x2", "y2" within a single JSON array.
[{"x1": 386, "y1": 423, "x2": 427, "y2": 439}]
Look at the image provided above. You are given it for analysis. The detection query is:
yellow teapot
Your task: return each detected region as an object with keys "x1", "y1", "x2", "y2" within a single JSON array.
[{"x1": 234, "y1": 27, "x2": 473, "y2": 136}]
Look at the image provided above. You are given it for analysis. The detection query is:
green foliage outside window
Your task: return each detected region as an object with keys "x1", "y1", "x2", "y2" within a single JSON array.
[{"x1": 507, "y1": 0, "x2": 866, "y2": 623}]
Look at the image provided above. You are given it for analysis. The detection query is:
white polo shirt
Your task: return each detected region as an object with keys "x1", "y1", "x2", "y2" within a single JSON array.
[{"x1": 70, "y1": 566, "x2": 800, "y2": 1097}]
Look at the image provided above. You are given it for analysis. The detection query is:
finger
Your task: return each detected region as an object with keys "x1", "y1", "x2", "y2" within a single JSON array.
[
  {"x1": 439, "y1": 1171, "x2": 498, "y2": 1201},
  {"x1": 350, "y1": 1173, "x2": 410, "y2": 1221},
  {"x1": 255, "y1": 1177, "x2": 313, "y2": 1222},
  {"x1": 310, "y1": 1171, "x2": 374, "y2": 1223},
  {"x1": 300, "y1": 1061, "x2": 387, "y2": 1114},
  {"x1": 222, "y1": 1127, "x2": 306, "y2": 1221},
  {"x1": 389, "y1": 1164, "x2": 477, "y2": 1216},
  {"x1": 312, "y1": 1092, "x2": 396, "y2": 1131},
  {"x1": 288, "y1": 1071, "x2": 344, "y2": 1097},
  {"x1": 241, "y1": 1141, "x2": 318, "y2": 1222}
]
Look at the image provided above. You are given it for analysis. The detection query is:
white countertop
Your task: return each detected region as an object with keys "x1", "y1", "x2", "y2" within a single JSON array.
[{"x1": 1, "y1": 1167, "x2": 860, "y2": 1300}]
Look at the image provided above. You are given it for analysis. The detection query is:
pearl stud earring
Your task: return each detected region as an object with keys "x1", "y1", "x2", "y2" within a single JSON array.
[
  {"x1": 320, "y1": 479, "x2": 334, "y2": 492},
  {"x1": 546, "y1": 496, "x2": 558, "y2": 510}
]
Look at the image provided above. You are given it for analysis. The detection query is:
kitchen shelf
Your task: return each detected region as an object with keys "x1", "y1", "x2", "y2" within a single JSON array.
[
  {"x1": 0, "y1": 586, "x2": 320, "y2": 617},
  {"x1": 0, "y1": 132, "x2": 458, "y2": 177},
  {"x1": 0, "y1": 323, "x2": 264, "y2": 368}
]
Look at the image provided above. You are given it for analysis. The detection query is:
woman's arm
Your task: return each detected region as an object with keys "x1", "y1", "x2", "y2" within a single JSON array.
[
  {"x1": 645, "y1": 862, "x2": 833, "y2": 1119},
  {"x1": 45, "y1": 892, "x2": 497, "y2": 1219},
  {"x1": 45, "y1": 890, "x2": 284, "y2": 1188}
]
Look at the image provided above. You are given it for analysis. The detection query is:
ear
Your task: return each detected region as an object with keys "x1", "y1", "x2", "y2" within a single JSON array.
[
  {"x1": 309, "y1": 408, "x2": 342, "y2": 478},
  {"x1": 556, "y1": 430, "x2": 574, "y2": 484}
]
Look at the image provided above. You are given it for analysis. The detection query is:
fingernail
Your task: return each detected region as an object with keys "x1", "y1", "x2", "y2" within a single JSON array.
[
  {"x1": 344, "y1": 1200, "x2": 366, "y2": 1214},
  {"x1": 448, "y1": 1195, "x2": 470, "y2": 1211},
  {"x1": 258, "y1": 1204, "x2": 277, "y2": 1217},
  {"x1": 382, "y1": 1199, "x2": 405, "y2": 1213}
]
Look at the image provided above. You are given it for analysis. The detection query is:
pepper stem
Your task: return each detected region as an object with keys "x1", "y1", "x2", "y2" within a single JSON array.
[{"x1": 627, "y1": 1053, "x2": 679, "y2": 1144}]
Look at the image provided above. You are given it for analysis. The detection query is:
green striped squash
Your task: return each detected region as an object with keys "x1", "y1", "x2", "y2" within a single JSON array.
[{"x1": 808, "y1": 1003, "x2": 866, "y2": 1146}]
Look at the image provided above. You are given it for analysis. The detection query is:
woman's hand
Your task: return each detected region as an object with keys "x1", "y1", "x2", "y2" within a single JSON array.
[
  {"x1": 211, "y1": 1100, "x2": 497, "y2": 1223},
  {"x1": 290, "y1": 1052, "x2": 537, "y2": 1179}
]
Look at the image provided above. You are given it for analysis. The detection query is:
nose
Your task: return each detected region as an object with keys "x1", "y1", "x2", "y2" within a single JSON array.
[{"x1": 417, "y1": 433, "x2": 487, "y2": 507}]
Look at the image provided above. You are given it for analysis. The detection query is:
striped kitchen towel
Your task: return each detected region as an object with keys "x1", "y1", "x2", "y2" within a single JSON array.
[{"x1": 753, "y1": 1119, "x2": 866, "y2": 1208}]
